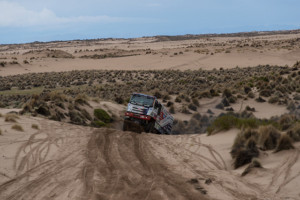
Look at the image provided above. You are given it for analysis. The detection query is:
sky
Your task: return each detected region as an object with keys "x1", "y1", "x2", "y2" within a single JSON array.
[{"x1": 0, "y1": 0, "x2": 300, "y2": 44}]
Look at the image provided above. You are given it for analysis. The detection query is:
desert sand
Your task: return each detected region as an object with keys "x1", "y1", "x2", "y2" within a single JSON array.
[
  {"x1": 1, "y1": 111, "x2": 299, "y2": 200},
  {"x1": 1, "y1": 30, "x2": 300, "y2": 200},
  {"x1": 1, "y1": 30, "x2": 300, "y2": 76}
]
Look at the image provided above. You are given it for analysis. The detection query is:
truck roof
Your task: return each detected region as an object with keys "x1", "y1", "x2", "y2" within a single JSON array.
[{"x1": 132, "y1": 93, "x2": 156, "y2": 99}]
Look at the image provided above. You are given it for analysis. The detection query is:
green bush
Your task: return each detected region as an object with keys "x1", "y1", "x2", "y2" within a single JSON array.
[
  {"x1": 91, "y1": 121, "x2": 106, "y2": 127},
  {"x1": 94, "y1": 109, "x2": 111, "y2": 123},
  {"x1": 207, "y1": 114, "x2": 264, "y2": 135}
]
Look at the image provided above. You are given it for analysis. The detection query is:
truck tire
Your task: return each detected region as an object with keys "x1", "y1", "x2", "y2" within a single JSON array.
[
  {"x1": 123, "y1": 120, "x2": 129, "y2": 131},
  {"x1": 145, "y1": 121, "x2": 155, "y2": 133}
]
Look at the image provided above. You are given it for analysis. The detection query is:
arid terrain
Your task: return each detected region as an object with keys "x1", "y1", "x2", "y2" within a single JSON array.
[{"x1": 1, "y1": 30, "x2": 300, "y2": 200}]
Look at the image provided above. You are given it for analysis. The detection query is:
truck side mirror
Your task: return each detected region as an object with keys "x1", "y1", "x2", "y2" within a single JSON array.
[
  {"x1": 157, "y1": 104, "x2": 162, "y2": 114},
  {"x1": 154, "y1": 101, "x2": 158, "y2": 108}
]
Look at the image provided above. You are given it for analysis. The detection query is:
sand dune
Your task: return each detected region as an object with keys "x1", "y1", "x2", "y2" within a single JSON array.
[{"x1": 0, "y1": 113, "x2": 299, "y2": 199}]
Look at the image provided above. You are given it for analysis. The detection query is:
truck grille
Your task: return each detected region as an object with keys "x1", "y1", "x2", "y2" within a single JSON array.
[{"x1": 131, "y1": 106, "x2": 146, "y2": 115}]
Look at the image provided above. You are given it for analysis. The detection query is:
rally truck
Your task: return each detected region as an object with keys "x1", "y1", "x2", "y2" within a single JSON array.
[{"x1": 123, "y1": 93, "x2": 174, "y2": 134}]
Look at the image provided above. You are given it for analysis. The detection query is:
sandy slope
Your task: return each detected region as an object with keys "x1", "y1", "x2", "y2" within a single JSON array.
[{"x1": 1, "y1": 113, "x2": 300, "y2": 200}]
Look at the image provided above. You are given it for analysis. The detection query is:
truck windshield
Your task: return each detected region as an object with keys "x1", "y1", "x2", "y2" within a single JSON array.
[{"x1": 130, "y1": 94, "x2": 154, "y2": 107}]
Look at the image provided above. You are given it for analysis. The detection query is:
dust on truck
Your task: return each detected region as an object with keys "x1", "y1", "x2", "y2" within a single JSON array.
[{"x1": 123, "y1": 93, "x2": 174, "y2": 134}]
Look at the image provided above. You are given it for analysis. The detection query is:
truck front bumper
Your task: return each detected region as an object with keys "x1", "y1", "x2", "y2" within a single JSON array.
[{"x1": 124, "y1": 112, "x2": 151, "y2": 121}]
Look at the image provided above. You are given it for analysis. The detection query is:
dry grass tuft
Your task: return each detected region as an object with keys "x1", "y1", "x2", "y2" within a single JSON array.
[
  {"x1": 11, "y1": 124, "x2": 24, "y2": 132},
  {"x1": 241, "y1": 158, "x2": 262, "y2": 176},
  {"x1": 274, "y1": 134, "x2": 294, "y2": 153},
  {"x1": 31, "y1": 124, "x2": 39, "y2": 129},
  {"x1": 257, "y1": 125, "x2": 281, "y2": 150},
  {"x1": 5, "y1": 114, "x2": 19, "y2": 123},
  {"x1": 233, "y1": 146, "x2": 259, "y2": 169},
  {"x1": 287, "y1": 122, "x2": 300, "y2": 141}
]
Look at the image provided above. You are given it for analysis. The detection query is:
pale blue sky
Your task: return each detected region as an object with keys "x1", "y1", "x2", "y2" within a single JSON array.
[{"x1": 0, "y1": 0, "x2": 299, "y2": 44}]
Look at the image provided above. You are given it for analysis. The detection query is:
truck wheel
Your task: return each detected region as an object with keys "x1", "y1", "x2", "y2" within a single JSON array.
[
  {"x1": 145, "y1": 121, "x2": 155, "y2": 133},
  {"x1": 123, "y1": 120, "x2": 128, "y2": 131}
]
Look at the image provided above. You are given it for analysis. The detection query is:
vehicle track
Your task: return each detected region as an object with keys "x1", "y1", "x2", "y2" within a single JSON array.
[{"x1": 1, "y1": 121, "x2": 298, "y2": 200}]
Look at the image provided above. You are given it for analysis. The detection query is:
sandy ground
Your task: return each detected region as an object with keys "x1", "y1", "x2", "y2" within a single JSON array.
[
  {"x1": 0, "y1": 112, "x2": 299, "y2": 200},
  {"x1": 1, "y1": 32, "x2": 300, "y2": 76}
]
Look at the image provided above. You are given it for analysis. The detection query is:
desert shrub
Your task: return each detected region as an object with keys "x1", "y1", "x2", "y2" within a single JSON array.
[
  {"x1": 115, "y1": 96, "x2": 124, "y2": 104},
  {"x1": 153, "y1": 91, "x2": 162, "y2": 98},
  {"x1": 5, "y1": 114, "x2": 19, "y2": 122},
  {"x1": 257, "y1": 125, "x2": 281, "y2": 150},
  {"x1": 259, "y1": 89, "x2": 272, "y2": 97},
  {"x1": 278, "y1": 114, "x2": 296, "y2": 130},
  {"x1": 163, "y1": 94, "x2": 171, "y2": 101},
  {"x1": 222, "y1": 89, "x2": 232, "y2": 98},
  {"x1": 184, "y1": 96, "x2": 191, "y2": 102},
  {"x1": 0, "y1": 113, "x2": 2, "y2": 117},
  {"x1": 0, "y1": 61, "x2": 7, "y2": 67},
  {"x1": 233, "y1": 147, "x2": 259, "y2": 169},
  {"x1": 287, "y1": 101, "x2": 296, "y2": 111},
  {"x1": 207, "y1": 114, "x2": 263, "y2": 135},
  {"x1": 31, "y1": 124, "x2": 39, "y2": 129},
  {"x1": 169, "y1": 105, "x2": 175, "y2": 114},
  {"x1": 221, "y1": 98, "x2": 230, "y2": 107},
  {"x1": 244, "y1": 86, "x2": 251, "y2": 94},
  {"x1": 171, "y1": 120, "x2": 186, "y2": 134},
  {"x1": 81, "y1": 109, "x2": 92, "y2": 121},
  {"x1": 287, "y1": 123, "x2": 300, "y2": 141},
  {"x1": 181, "y1": 106, "x2": 191, "y2": 114},
  {"x1": 231, "y1": 129, "x2": 259, "y2": 159},
  {"x1": 268, "y1": 96, "x2": 279, "y2": 104},
  {"x1": 0, "y1": 129, "x2": 2, "y2": 135},
  {"x1": 243, "y1": 128, "x2": 259, "y2": 141},
  {"x1": 175, "y1": 96, "x2": 182, "y2": 103},
  {"x1": 188, "y1": 103, "x2": 197, "y2": 111},
  {"x1": 166, "y1": 101, "x2": 174, "y2": 107},
  {"x1": 242, "y1": 158, "x2": 262, "y2": 176},
  {"x1": 48, "y1": 91, "x2": 68, "y2": 102},
  {"x1": 192, "y1": 98, "x2": 200, "y2": 107},
  {"x1": 275, "y1": 134, "x2": 294, "y2": 153},
  {"x1": 228, "y1": 96, "x2": 237, "y2": 104},
  {"x1": 94, "y1": 109, "x2": 111, "y2": 123},
  {"x1": 255, "y1": 96, "x2": 266, "y2": 102},
  {"x1": 91, "y1": 121, "x2": 106, "y2": 127},
  {"x1": 209, "y1": 89, "x2": 219, "y2": 97},
  {"x1": 245, "y1": 106, "x2": 255, "y2": 112},
  {"x1": 75, "y1": 94, "x2": 89, "y2": 106},
  {"x1": 207, "y1": 115, "x2": 237, "y2": 134},
  {"x1": 36, "y1": 105, "x2": 51, "y2": 116},
  {"x1": 215, "y1": 102, "x2": 224, "y2": 110},
  {"x1": 293, "y1": 94, "x2": 300, "y2": 100},
  {"x1": 247, "y1": 91, "x2": 255, "y2": 98},
  {"x1": 12, "y1": 124, "x2": 24, "y2": 131},
  {"x1": 199, "y1": 90, "x2": 212, "y2": 98},
  {"x1": 69, "y1": 111, "x2": 86, "y2": 125}
]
